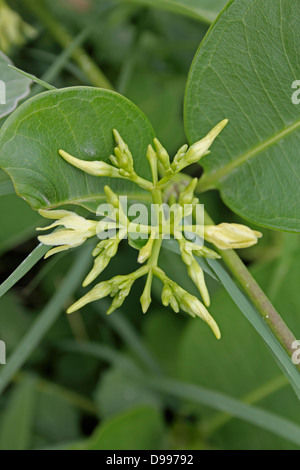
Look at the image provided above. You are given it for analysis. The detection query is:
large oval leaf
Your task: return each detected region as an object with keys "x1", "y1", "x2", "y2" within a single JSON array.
[
  {"x1": 0, "y1": 87, "x2": 154, "y2": 212},
  {"x1": 185, "y1": 0, "x2": 300, "y2": 232}
]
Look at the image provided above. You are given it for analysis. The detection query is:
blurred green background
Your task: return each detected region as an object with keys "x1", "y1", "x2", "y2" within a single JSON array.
[{"x1": 0, "y1": 0, "x2": 299, "y2": 450}]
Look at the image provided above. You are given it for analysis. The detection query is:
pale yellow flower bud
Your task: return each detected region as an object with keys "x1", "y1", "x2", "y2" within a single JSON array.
[
  {"x1": 187, "y1": 260, "x2": 210, "y2": 307},
  {"x1": 37, "y1": 210, "x2": 97, "y2": 258},
  {"x1": 180, "y1": 292, "x2": 221, "y2": 339},
  {"x1": 153, "y1": 138, "x2": 170, "y2": 170},
  {"x1": 204, "y1": 223, "x2": 262, "y2": 249},
  {"x1": 138, "y1": 230, "x2": 156, "y2": 264},
  {"x1": 175, "y1": 119, "x2": 228, "y2": 172},
  {"x1": 140, "y1": 271, "x2": 153, "y2": 313},
  {"x1": 104, "y1": 186, "x2": 119, "y2": 208},
  {"x1": 178, "y1": 178, "x2": 198, "y2": 206},
  {"x1": 67, "y1": 281, "x2": 113, "y2": 313},
  {"x1": 113, "y1": 129, "x2": 129, "y2": 153},
  {"x1": 59, "y1": 149, "x2": 120, "y2": 177}
]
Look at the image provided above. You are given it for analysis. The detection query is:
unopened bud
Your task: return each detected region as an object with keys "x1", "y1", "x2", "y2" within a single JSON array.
[
  {"x1": 113, "y1": 129, "x2": 129, "y2": 153},
  {"x1": 175, "y1": 119, "x2": 228, "y2": 172},
  {"x1": 187, "y1": 260, "x2": 210, "y2": 307},
  {"x1": 138, "y1": 230, "x2": 155, "y2": 264},
  {"x1": 59, "y1": 149, "x2": 120, "y2": 177},
  {"x1": 178, "y1": 178, "x2": 198, "y2": 206},
  {"x1": 204, "y1": 223, "x2": 262, "y2": 249},
  {"x1": 153, "y1": 138, "x2": 170, "y2": 170},
  {"x1": 67, "y1": 281, "x2": 112, "y2": 313},
  {"x1": 140, "y1": 271, "x2": 153, "y2": 313}
]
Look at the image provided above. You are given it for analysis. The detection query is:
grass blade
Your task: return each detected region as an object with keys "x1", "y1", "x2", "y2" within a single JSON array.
[
  {"x1": 144, "y1": 377, "x2": 300, "y2": 447},
  {"x1": 0, "y1": 244, "x2": 48, "y2": 299},
  {"x1": 207, "y1": 258, "x2": 300, "y2": 399},
  {"x1": 0, "y1": 247, "x2": 91, "y2": 394},
  {"x1": 8, "y1": 65, "x2": 56, "y2": 90}
]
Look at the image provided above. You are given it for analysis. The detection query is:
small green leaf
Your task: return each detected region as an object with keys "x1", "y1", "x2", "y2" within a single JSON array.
[
  {"x1": 81, "y1": 405, "x2": 165, "y2": 450},
  {"x1": 0, "y1": 87, "x2": 154, "y2": 212},
  {"x1": 0, "y1": 52, "x2": 32, "y2": 118},
  {"x1": 185, "y1": 0, "x2": 300, "y2": 232}
]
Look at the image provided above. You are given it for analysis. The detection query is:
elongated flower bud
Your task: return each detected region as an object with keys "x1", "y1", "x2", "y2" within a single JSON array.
[
  {"x1": 187, "y1": 260, "x2": 210, "y2": 307},
  {"x1": 153, "y1": 138, "x2": 170, "y2": 170},
  {"x1": 111, "y1": 129, "x2": 134, "y2": 174},
  {"x1": 138, "y1": 230, "x2": 155, "y2": 264},
  {"x1": 180, "y1": 292, "x2": 221, "y2": 339},
  {"x1": 59, "y1": 149, "x2": 120, "y2": 177},
  {"x1": 174, "y1": 120, "x2": 228, "y2": 172},
  {"x1": 113, "y1": 129, "x2": 129, "y2": 153},
  {"x1": 67, "y1": 281, "x2": 113, "y2": 313},
  {"x1": 178, "y1": 178, "x2": 198, "y2": 206},
  {"x1": 140, "y1": 270, "x2": 153, "y2": 313},
  {"x1": 204, "y1": 223, "x2": 262, "y2": 249},
  {"x1": 104, "y1": 185, "x2": 119, "y2": 208}
]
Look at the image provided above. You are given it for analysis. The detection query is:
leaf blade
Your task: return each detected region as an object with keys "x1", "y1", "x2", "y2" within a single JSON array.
[
  {"x1": 185, "y1": 0, "x2": 300, "y2": 232},
  {"x1": 0, "y1": 86, "x2": 154, "y2": 212}
]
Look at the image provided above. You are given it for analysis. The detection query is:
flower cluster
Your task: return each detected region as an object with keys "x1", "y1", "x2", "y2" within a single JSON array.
[{"x1": 37, "y1": 122, "x2": 262, "y2": 339}]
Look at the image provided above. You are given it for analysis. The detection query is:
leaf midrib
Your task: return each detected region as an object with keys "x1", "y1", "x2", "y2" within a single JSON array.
[{"x1": 198, "y1": 118, "x2": 300, "y2": 191}]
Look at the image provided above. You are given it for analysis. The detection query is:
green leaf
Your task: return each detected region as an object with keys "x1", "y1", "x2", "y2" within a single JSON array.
[
  {"x1": 34, "y1": 392, "x2": 80, "y2": 445},
  {"x1": 95, "y1": 367, "x2": 160, "y2": 418},
  {"x1": 185, "y1": 0, "x2": 300, "y2": 232},
  {"x1": 0, "y1": 87, "x2": 154, "y2": 212},
  {"x1": 119, "y1": 0, "x2": 228, "y2": 23},
  {"x1": 79, "y1": 405, "x2": 165, "y2": 450},
  {"x1": 0, "y1": 377, "x2": 36, "y2": 450},
  {"x1": 0, "y1": 52, "x2": 32, "y2": 119}
]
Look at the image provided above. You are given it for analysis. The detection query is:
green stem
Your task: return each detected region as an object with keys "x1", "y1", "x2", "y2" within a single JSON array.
[
  {"x1": 204, "y1": 210, "x2": 300, "y2": 370},
  {"x1": 24, "y1": 0, "x2": 113, "y2": 90},
  {"x1": 146, "y1": 188, "x2": 163, "y2": 271}
]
